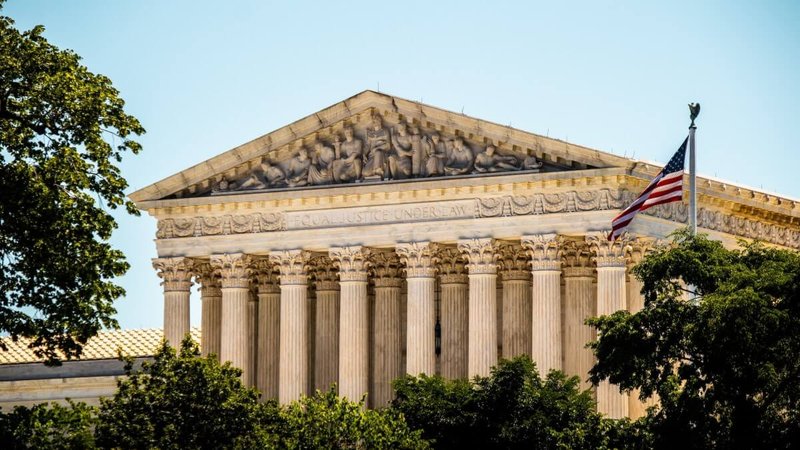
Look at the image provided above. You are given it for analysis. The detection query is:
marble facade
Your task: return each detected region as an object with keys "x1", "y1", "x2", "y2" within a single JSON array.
[{"x1": 134, "y1": 91, "x2": 800, "y2": 416}]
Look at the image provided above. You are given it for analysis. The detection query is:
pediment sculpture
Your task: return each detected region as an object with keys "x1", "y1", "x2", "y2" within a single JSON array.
[{"x1": 213, "y1": 112, "x2": 544, "y2": 193}]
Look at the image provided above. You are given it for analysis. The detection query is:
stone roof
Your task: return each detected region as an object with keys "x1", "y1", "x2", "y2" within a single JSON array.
[{"x1": 0, "y1": 328, "x2": 201, "y2": 365}]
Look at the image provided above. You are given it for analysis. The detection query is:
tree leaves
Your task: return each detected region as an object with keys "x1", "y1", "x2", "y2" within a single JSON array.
[{"x1": 0, "y1": 6, "x2": 144, "y2": 363}]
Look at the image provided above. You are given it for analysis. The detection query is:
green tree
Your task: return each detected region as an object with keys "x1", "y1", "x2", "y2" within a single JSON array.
[
  {"x1": 392, "y1": 356, "x2": 647, "y2": 449},
  {"x1": 263, "y1": 388, "x2": 429, "y2": 450},
  {"x1": 0, "y1": 400, "x2": 96, "y2": 449},
  {"x1": 95, "y1": 337, "x2": 264, "y2": 449},
  {"x1": 589, "y1": 231, "x2": 800, "y2": 449},
  {"x1": 0, "y1": 1, "x2": 144, "y2": 363}
]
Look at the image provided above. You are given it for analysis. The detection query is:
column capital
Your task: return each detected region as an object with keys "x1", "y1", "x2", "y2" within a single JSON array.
[
  {"x1": 627, "y1": 237, "x2": 662, "y2": 266},
  {"x1": 587, "y1": 232, "x2": 630, "y2": 268},
  {"x1": 210, "y1": 253, "x2": 254, "y2": 289},
  {"x1": 437, "y1": 247, "x2": 468, "y2": 285},
  {"x1": 329, "y1": 246, "x2": 371, "y2": 283},
  {"x1": 252, "y1": 258, "x2": 281, "y2": 294},
  {"x1": 153, "y1": 257, "x2": 195, "y2": 292},
  {"x1": 308, "y1": 255, "x2": 340, "y2": 291},
  {"x1": 269, "y1": 249, "x2": 311, "y2": 285},
  {"x1": 457, "y1": 238, "x2": 498, "y2": 275},
  {"x1": 193, "y1": 260, "x2": 222, "y2": 296},
  {"x1": 521, "y1": 234, "x2": 563, "y2": 271},
  {"x1": 561, "y1": 239, "x2": 594, "y2": 278},
  {"x1": 370, "y1": 252, "x2": 403, "y2": 288},
  {"x1": 396, "y1": 242, "x2": 439, "y2": 278},
  {"x1": 497, "y1": 243, "x2": 531, "y2": 281}
]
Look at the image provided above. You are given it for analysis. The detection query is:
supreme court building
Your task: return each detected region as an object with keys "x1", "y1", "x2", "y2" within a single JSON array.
[{"x1": 130, "y1": 91, "x2": 800, "y2": 418}]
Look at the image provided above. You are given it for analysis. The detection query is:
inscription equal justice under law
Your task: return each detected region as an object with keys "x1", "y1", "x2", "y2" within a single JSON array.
[{"x1": 286, "y1": 201, "x2": 473, "y2": 229}]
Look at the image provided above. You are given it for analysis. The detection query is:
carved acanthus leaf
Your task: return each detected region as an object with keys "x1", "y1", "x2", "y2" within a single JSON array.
[
  {"x1": 370, "y1": 252, "x2": 403, "y2": 288},
  {"x1": 153, "y1": 257, "x2": 195, "y2": 292},
  {"x1": 436, "y1": 247, "x2": 467, "y2": 284},
  {"x1": 497, "y1": 243, "x2": 530, "y2": 280},
  {"x1": 193, "y1": 260, "x2": 222, "y2": 296},
  {"x1": 396, "y1": 242, "x2": 439, "y2": 278},
  {"x1": 308, "y1": 255, "x2": 339, "y2": 291},
  {"x1": 269, "y1": 250, "x2": 311, "y2": 286},
  {"x1": 329, "y1": 246, "x2": 371, "y2": 282},
  {"x1": 587, "y1": 232, "x2": 630, "y2": 268},
  {"x1": 457, "y1": 238, "x2": 498, "y2": 274},
  {"x1": 251, "y1": 258, "x2": 280, "y2": 294},
  {"x1": 521, "y1": 234, "x2": 563, "y2": 271},
  {"x1": 210, "y1": 253, "x2": 254, "y2": 289}
]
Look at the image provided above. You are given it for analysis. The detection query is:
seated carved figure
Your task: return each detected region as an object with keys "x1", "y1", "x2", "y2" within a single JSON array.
[
  {"x1": 522, "y1": 153, "x2": 543, "y2": 171},
  {"x1": 238, "y1": 158, "x2": 286, "y2": 189},
  {"x1": 332, "y1": 127, "x2": 363, "y2": 182},
  {"x1": 389, "y1": 123, "x2": 413, "y2": 179},
  {"x1": 444, "y1": 137, "x2": 474, "y2": 175},
  {"x1": 474, "y1": 145, "x2": 521, "y2": 173},
  {"x1": 424, "y1": 132, "x2": 447, "y2": 177},
  {"x1": 363, "y1": 114, "x2": 389, "y2": 179},
  {"x1": 308, "y1": 141, "x2": 336, "y2": 185},
  {"x1": 286, "y1": 147, "x2": 311, "y2": 187}
]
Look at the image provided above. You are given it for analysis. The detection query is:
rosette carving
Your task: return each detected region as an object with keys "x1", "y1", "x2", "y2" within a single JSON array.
[
  {"x1": 521, "y1": 234, "x2": 563, "y2": 271},
  {"x1": 269, "y1": 250, "x2": 311, "y2": 286},
  {"x1": 153, "y1": 257, "x2": 195, "y2": 292},
  {"x1": 329, "y1": 246, "x2": 371, "y2": 283},
  {"x1": 437, "y1": 247, "x2": 467, "y2": 284},
  {"x1": 396, "y1": 242, "x2": 439, "y2": 278},
  {"x1": 457, "y1": 238, "x2": 498, "y2": 274},
  {"x1": 497, "y1": 243, "x2": 531, "y2": 281},
  {"x1": 210, "y1": 253, "x2": 254, "y2": 289}
]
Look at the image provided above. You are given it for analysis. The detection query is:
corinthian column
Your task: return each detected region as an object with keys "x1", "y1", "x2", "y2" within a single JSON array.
[
  {"x1": 195, "y1": 261, "x2": 222, "y2": 357},
  {"x1": 522, "y1": 234, "x2": 563, "y2": 374},
  {"x1": 438, "y1": 248, "x2": 468, "y2": 379},
  {"x1": 153, "y1": 257, "x2": 194, "y2": 349},
  {"x1": 211, "y1": 253, "x2": 253, "y2": 383},
  {"x1": 458, "y1": 238, "x2": 498, "y2": 377},
  {"x1": 561, "y1": 239, "x2": 595, "y2": 390},
  {"x1": 589, "y1": 233, "x2": 631, "y2": 419},
  {"x1": 329, "y1": 246, "x2": 371, "y2": 403},
  {"x1": 498, "y1": 244, "x2": 532, "y2": 359},
  {"x1": 269, "y1": 249, "x2": 311, "y2": 404},
  {"x1": 627, "y1": 237, "x2": 658, "y2": 418},
  {"x1": 253, "y1": 259, "x2": 280, "y2": 400},
  {"x1": 396, "y1": 242, "x2": 438, "y2": 376},
  {"x1": 370, "y1": 252, "x2": 403, "y2": 407},
  {"x1": 308, "y1": 256, "x2": 340, "y2": 393}
]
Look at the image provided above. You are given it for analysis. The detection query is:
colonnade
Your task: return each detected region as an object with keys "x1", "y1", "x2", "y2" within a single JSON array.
[{"x1": 153, "y1": 233, "x2": 655, "y2": 416}]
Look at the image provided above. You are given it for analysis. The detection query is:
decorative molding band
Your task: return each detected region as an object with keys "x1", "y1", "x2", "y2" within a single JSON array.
[
  {"x1": 156, "y1": 213, "x2": 285, "y2": 239},
  {"x1": 153, "y1": 188, "x2": 800, "y2": 250}
]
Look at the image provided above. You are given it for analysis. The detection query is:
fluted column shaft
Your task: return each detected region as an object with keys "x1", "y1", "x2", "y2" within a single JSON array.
[
  {"x1": 315, "y1": 282, "x2": 340, "y2": 392},
  {"x1": 440, "y1": 275, "x2": 468, "y2": 379},
  {"x1": 257, "y1": 286, "x2": 280, "y2": 400},
  {"x1": 330, "y1": 247, "x2": 371, "y2": 404},
  {"x1": 563, "y1": 266, "x2": 595, "y2": 389},
  {"x1": 371, "y1": 253, "x2": 403, "y2": 407},
  {"x1": 458, "y1": 239, "x2": 498, "y2": 377},
  {"x1": 246, "y1": 290, "x2": 258, "y2": 387},
  {"x1": 211, "y1": 253, "x2": 253, "y2": 383},
  {"x1": 523, "y1": 235, "x2": 563, "y2": 374},
  {"x1": 199, "y1": 275, "x2": 222, "y2": 357},
  {"x1": 153, "y1": 257, "x2": 194, "y2": 349},
  {"x1": 397, "y1": 243, "x2": 438, "y2": 376},
  {"x1": 270, "y1": 250, "x2": 310, "y2": 405},
  {"x1": 501, "y1": 274, "x2": 532, "y2": 358}
]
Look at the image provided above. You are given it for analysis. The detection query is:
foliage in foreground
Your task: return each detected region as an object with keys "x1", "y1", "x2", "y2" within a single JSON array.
[
  {"x1": 0, "y1": 400, "x2": 96, "y2": 449},
  {"x1": 0, "y1": 1, "x2": 145, "y2": 364},
  {"x1": 392, "y1": 356, "x2": 649, "y2": 450},
  {"x1": 589, "y1": 230, "x2": 800, "y2": 449}
]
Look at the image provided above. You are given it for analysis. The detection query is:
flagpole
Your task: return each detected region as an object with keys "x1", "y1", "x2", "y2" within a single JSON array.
[{"x1": 688, "y1": 103, "x2": 700, "y2": 236}]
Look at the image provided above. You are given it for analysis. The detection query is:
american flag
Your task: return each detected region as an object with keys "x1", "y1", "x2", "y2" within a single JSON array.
[{"x1": 609, "y1": 137, "x2": 688, "y2": 241}]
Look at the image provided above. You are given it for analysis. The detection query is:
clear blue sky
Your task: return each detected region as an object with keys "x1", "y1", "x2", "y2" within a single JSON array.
[{"x1": 5, "y1": 1, "x2": 799, "y2": 329}]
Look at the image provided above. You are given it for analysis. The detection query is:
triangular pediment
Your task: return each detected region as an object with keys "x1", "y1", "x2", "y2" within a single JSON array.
[{"x1": 130, "y1": 91, "x2": 633, "y2": 202}]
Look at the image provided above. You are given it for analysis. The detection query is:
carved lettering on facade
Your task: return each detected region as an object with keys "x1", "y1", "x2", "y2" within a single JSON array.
[{"x1": 287, "y1": 203, "x2": 471, "y2": 229}]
